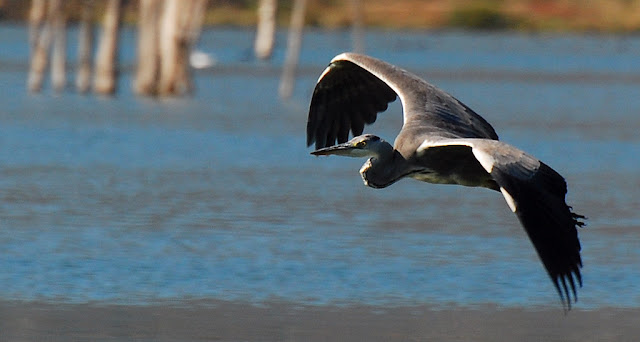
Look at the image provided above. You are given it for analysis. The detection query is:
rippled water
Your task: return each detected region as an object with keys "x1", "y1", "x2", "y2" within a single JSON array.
[{"x1": 0, "y1": 25, "x2": 639, "y2": 309}]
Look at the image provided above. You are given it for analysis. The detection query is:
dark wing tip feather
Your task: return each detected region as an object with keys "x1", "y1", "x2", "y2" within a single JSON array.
[
  {"x1": 489, "y1": 160, "x2": 585, "y2": 310},
  {"x1": 571, "y1": 208, "x2": 587, "y2": 228}
]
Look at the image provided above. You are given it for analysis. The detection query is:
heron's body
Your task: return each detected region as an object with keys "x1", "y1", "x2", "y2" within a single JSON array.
[
  {"x1": 358, "y1": 136, "x2": 498, "y2": 189},
  {"x1": 307, "y1": 52, "x2": 585, "y2": 309}
]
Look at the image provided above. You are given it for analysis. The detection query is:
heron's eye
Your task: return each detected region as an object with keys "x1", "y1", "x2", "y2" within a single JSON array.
[{"x1": 355, "y1": 141, "x2": 367, "y2": 148}]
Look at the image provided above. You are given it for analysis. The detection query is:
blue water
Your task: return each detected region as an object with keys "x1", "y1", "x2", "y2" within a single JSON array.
[{"x1": 0, "y1": 25, "x2": 639, "y2": 309}]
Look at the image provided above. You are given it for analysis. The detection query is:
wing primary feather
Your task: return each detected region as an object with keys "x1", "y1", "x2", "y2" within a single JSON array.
[
  {"x1": 568, "y1": 272, "x2": 577, "y2": 301},
  {"x1": 552, "y1": 278, "x2": 566, "y2": 309},
  {"x1": 560, "y1": 276, "x2": 571, "y2": 310},
  {"x1": 315, "y1": 118, "x2": 327, "y2": 149},
  {"x1": 326, "y1": 112, "x2": 340, "y2": 147},
  {"x1": 307, "y1": 85, "x2": 329, "y2": 147},
  {"x1": 573, "y1": 263, "x2": 583, "y2": 286},
  {"x1": 306, "y1": 103, "x2": 318, "y2": 146},
  {"x1": 338, "y1": 112, "x2": 351, "y2": 143},
  {"x1": 351, "y1": 114, "x2": 365, "y2": 137}
]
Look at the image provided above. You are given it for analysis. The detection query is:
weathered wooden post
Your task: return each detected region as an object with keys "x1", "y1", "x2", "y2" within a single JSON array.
[
  {"x1": 157, "y1": 0, "x2": 207, "y2": 96},
  {"x1": 27, "y1": 0, "x2": 52, "y2": 92},
  {"x1": 50, "y1": 0, "x2": 66, "y2": 92},
  {"x1": 134, "y1": 0, "x2": 206, "y2": 96},
  {"x1": 279, "y1": 0, "x2": 306, "y2": 99},
  {"x1": 93, "y1": 0, "x2": 122, "y2": 95},
  {"x1": 158, "y1": 0, "x2": 207, "y2": 95},
  {"x1": 350, "y1": 0, "x2": 365, "y2": 54},
  {"x1": 158, "y1": 0, "x2": 180, "y2": 95},
  {"x1": 76, "y1": 0, "x2": 94, "y2": 93},
  {"x1": 28, "y1": 0, "x2": 47, "y2": 50},
  {"x1": 254, "y1": 0, "x2": 277, "y2": 60},
  {"x1": 134, "y1": 0, "x2": 162, "y2": 95}
]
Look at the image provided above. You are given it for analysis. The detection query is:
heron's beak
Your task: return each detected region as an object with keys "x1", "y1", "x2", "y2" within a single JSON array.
[{"x1": 311, "y1": 142, "x2": 358, "y2": 156}]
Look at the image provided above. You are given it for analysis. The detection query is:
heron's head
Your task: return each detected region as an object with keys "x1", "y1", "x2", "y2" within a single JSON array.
[{"x1": 310, "y1": 134, "x2": 392, "y2": 158}]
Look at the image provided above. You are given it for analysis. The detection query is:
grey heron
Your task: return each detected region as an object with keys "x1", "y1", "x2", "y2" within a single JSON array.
[{"x1": 307, "y1": 52, "x2": 585, "y2": 309}]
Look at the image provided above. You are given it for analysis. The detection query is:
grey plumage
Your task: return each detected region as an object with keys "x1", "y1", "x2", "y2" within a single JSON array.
[{"x1": 307, "y1": 52, "x2": 585, "y2": 309}]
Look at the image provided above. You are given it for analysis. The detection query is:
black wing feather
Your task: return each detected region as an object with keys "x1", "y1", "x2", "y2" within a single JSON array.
[
  {"x1": 307, "y1": 59, "x2": 397, "y2": 149},
  {"x1": 490, "y1": 161, "x2": 585, "y2": 309}
]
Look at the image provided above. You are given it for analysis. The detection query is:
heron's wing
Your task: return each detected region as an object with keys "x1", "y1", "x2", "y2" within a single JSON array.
[
  {"x1": 418, "y1": 139, "x2": 585, "y2": 309},
  {"x1": 307, "y1": 52, "x2": 499, "y2": 149}
]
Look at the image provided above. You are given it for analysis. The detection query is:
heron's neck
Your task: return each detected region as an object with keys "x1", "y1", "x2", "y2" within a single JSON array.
[
  {"x1": 370, "y1": 140, "x2": 395, "y2": 160},
  {"x1": 359, "y1": 148, "x2": 408, "y2": 189}
]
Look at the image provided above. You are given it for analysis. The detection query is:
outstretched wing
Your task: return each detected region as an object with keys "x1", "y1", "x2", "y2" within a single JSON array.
[
  {"x1": 307, "y1": 52, "x2": 499, "y2": 150},
  {"x1": 418, "y1": 139, "x2": 585, "y2": 309}
]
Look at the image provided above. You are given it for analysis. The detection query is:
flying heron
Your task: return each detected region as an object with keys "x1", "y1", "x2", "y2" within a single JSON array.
[{"x1": 307, "y1": 52, "x2": 585, "y2": 309}]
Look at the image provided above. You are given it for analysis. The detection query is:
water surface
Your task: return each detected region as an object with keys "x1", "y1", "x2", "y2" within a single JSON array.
[{"x1": 0, "y1": 25, "x2": 639, "y2": 309}]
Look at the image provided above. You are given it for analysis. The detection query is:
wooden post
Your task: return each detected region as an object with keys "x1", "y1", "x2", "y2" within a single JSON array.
[
  {"x1": 254, "y1": 0, "x2": 277, "y2": 60},
  {"x1": 279, "y1": 0, "x2": 306, "y2": 99},
  {"x1": 158, "y1": 0, "x2": 179, "y2": 95},
  {"x1": 93, "y1": 0, "x2": 122, "y2": 95},
  {"x1": 350, "y1": 0, "x2": 365, "y2": 54},
  {"x1": 134, "y1": 0, "x2": 162, "y2": 95},
  {"x1": 27, "y1": 0, "x2": 51, "y2": 92},
  {"x1": 76, "y1": 0, "x2": 94, "y2": 93},
  {"x1": 28, "y1": 0, "x2": 46, "y2": 50},
  {"x1": 50, "y1": 0, "x2": 66, "y2": 92},
  {"x1": 158, "y1": 0, "x2": 206, "y2": 96}
]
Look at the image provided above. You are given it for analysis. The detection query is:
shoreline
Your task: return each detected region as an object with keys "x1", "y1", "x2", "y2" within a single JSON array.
[{"x1": 1, "y1": 300, "x2": 638, "y2": 341}]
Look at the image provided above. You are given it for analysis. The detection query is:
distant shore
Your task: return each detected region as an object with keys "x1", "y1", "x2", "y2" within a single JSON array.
[
  {"x1": 1, "y1": 300, "x2": 638, "y2": 341},
  {"x1": 3, "y1": 1, "x2": 640, "y2": 32}
]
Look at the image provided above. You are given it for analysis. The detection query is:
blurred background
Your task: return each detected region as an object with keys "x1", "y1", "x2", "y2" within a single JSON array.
[{"x1": 0, "y1": 0, "x2": 639, "y2": 314}]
